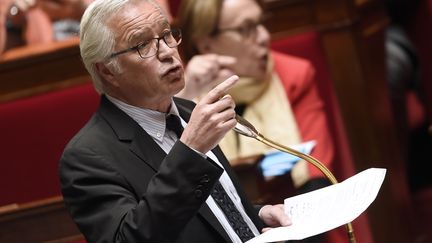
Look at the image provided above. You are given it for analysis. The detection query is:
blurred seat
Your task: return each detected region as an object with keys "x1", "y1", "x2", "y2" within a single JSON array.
[
  {"x1": 0, "y1": 83, "x2": 98, "y2": 206},
  {"x1": 271, "y1": 32, "x2": 356, "y2": 181},
  {"x1": 0, "y1": 83, "x2": 98, "y2": 243}
]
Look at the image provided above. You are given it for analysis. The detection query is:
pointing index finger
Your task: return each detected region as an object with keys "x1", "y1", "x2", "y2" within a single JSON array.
[{"x1": 203, "y1": 75, "x2": 239, "y2": 103}]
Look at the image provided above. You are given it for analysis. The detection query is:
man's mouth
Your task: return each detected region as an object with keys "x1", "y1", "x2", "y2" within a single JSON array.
[{"x1": 162, "y1": 65, "x2": 183, "y2": 79}]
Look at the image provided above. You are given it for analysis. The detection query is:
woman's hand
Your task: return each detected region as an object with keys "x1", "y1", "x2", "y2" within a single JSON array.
[
  {"x1": 38, "y1": 0, "x2": 90, "y2": 20},
  {"x1": 178, "y1": 54, "x2": 236, "y2": 100}
]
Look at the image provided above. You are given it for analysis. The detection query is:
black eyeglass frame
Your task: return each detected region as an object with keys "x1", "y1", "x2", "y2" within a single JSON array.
[{"x1": 108, "y1": 28, "x2": 182, "y2": 59}]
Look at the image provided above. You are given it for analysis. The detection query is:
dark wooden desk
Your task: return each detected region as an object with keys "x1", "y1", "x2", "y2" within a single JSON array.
[{"x1": 0, "y1": 196, "x2": 83, "y2": 243}]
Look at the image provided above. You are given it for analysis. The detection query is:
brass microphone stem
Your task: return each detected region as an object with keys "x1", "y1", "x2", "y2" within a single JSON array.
[
  {"x1": 255, "y1": 134, "x2": 337, "y2": 184},
  {"x1": 233, "y1": 115, "x2": 356, "y2": 242},
  {"x1": 255, "y1": 133, "x2": 356, "y2": 243}
]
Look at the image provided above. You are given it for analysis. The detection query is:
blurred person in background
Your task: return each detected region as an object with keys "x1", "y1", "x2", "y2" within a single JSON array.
[
  {"x1": 1, "y1": 0, "x2": 172, "y2": 54},
  {"x1": 0, "y1": 0, "x2": 52, "y2": 54},
  {"x1": 0, "y1": 0, "x2": 172, "y2": 54},
  {"x1": 177, "y1": 0, "x2": 337, "y2": 242},
  {"x1": 39, "y1": 0, "x2": 170, "y2": 40},
  {"x1": 37, "y1": 0, "x2": 93, "y2": 40},
  {"x1": 384, "y1": 0, "x2": 432, "y2": 193}
]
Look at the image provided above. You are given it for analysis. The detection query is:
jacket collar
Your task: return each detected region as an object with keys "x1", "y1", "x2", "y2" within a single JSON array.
[{"x1": 98, "y1": 95, "x2": 165, "y2": 171}]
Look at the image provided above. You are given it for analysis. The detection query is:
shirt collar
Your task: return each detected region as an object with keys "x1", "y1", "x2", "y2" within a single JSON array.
[{"x1": 105, "y1": 95, "x2": 180, "y2": 142}]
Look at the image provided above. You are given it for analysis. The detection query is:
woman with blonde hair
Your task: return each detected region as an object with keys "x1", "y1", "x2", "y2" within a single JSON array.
[{"x1": 177, "y1": 1, "x2": 336, "y2": 242}]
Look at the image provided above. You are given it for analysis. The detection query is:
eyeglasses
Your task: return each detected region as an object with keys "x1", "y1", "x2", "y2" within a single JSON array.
[
  {"x1": 109, "y1": 28, "x2": 182, "y2": 59},
  {"x1": 214, "y1": 20, "x2": 262, "y2": 39}
]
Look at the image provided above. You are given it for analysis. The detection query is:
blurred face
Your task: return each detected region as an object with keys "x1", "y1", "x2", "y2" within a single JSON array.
[
  {"x1": 101, "y1": 1, "x2": 184, "y2": 111},
  {"x1": 203, "y1": 0, "x2": 270, "y2": 80}
]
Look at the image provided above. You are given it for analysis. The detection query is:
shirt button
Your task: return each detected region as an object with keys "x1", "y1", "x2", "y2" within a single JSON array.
[
  {"x1": 195, "y1": 189, "x2": 203, "y2": 198},
  {"x1": 156, "y1": 133, "x2": 161, "y2": 138},
  {"x1": 200, "y1": 175, "x2": 210, "y2": 184}
]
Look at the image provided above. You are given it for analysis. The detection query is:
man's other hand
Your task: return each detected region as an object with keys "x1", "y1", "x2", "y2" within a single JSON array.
[{"x1": 259, "y1": 204, "x2": 292, "y2": 232}]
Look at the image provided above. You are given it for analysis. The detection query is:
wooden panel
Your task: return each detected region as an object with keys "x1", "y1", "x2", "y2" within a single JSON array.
[
  {"x1": 355, "y1": 0, "x2": 374, "y2": 7},
  {"x1": 262, "y1": 0, "x2": 417, "y2": 242},
  {"x1": 316, "y1": 1, "x2": 416, "y2": 242},
  {"x1": 0, "y1": 38, "x2": 91, "y2": 103},
  {"x1": 0, "y1": 196, "x2": 83, "y2": 243},
  {"x1": 321, "y1": 28, "x2": 414, "y2": 243},
  {"x1": 261, "y1": 0, "x2": 316, "y2": 38}
]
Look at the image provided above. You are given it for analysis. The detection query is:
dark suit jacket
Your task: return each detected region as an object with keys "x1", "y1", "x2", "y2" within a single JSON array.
[{"x1": 60, "y1": 95, "x2": 264, "y2": 243}]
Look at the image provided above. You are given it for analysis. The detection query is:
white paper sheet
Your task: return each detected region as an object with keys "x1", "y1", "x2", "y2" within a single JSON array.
[{"x1": 246, "y1": 168, "x2": 386, "y2": 243}]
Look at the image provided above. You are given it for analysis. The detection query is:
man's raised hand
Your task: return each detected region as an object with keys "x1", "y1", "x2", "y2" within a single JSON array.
[{"x1": 181, "y1": 75, "x2": 239, "y2": 153}]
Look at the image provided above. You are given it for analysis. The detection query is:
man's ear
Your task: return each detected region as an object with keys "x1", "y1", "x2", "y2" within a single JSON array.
[{"x1": 95, "y1": 62, "x2": 119, "y2": 87}]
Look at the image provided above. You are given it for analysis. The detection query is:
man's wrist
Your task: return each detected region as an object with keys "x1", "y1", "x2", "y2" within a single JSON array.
[
  {"x1": 190, "y1": 146, "x2": 207, "y2": 158},
  {"x1": 177, "y1": 140, "x2": 208, "y2": 158}
]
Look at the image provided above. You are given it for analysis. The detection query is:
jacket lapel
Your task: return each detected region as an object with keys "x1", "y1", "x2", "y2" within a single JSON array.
[
  {"x1": 98, "y1": 95, "x2": 165, "y2": 171},
  {"x1": 129, "y1": 132, "x2": 166, "y2": 171}
]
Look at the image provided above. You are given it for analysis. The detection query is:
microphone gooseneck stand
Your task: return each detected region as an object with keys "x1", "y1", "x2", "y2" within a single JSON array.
[{"x1": 234, "y1": 115, "x2": 356, "y2": 243}]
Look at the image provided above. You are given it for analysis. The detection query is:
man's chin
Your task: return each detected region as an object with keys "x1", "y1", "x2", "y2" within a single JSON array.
[{"x1": 171, "y1": 79, "x2": 185, "y2": 95}]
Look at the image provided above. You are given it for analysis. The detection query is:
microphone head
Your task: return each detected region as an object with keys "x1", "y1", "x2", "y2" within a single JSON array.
[{"x1": 234, "y1": 115, "x2": 259, "y2": 138}]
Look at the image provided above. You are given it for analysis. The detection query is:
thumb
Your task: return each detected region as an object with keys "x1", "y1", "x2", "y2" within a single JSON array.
[{"x1": 261, "y1": 227, "x2": 272, "y2": 233}]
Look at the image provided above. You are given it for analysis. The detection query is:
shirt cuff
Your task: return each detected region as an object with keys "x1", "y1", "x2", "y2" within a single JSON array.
[{"x1": 190, "y1": 147, "x2": 207, "y2": 158}]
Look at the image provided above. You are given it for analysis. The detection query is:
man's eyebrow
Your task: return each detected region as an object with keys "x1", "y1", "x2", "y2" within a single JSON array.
[
  {"x1": 127, "y1": 20, "x2": 171, "y2": 45},
  {"x1": 128, "y1": 27, "x2": 153, "y2": 44}
]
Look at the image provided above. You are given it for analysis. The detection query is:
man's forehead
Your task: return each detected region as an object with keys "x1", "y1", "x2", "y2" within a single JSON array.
[
  {"x1": 117, "y1": 1, "x2": 167, "y2": 22},
  {"x1": 110, "y1": 1, "x2": 169, "y2": 41}
]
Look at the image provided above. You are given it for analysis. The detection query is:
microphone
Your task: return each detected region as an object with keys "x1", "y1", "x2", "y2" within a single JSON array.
[{"x1": 234, "y1": 115, "x2": 356, "y2": 243}]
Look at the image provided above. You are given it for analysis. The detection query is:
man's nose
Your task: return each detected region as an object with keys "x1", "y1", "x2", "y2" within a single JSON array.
[{"x1": 157, "y1": 39, "x2": 176, "y2": 59}]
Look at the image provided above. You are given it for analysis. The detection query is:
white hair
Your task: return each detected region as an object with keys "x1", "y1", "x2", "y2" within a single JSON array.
[{"x1": 80, "y1": 0, "x2": 164, "y2": 94}]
